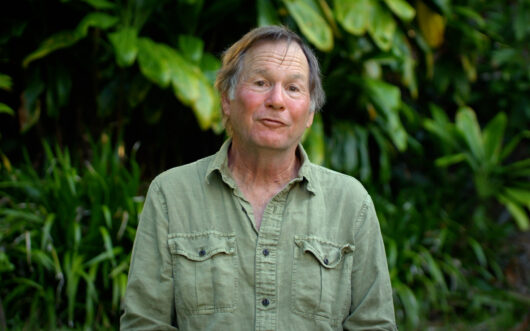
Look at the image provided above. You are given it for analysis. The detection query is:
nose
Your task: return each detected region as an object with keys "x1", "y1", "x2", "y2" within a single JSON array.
[{"x1": 265, "y1": 84, "x2": 285, "y2": 111}]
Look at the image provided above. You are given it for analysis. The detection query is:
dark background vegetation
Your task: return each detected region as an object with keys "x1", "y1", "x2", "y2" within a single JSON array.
[{"x1": 1, "y1": 0, "x2": 529, "y2": 329}]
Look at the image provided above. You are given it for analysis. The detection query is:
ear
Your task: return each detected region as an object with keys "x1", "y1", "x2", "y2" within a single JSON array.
[
  {"x1": 306, "y1": 111, "x2": 315, "y2": 128},
  {"x1": 221, "y1": 93, "x2": 231, "y2": 116}
]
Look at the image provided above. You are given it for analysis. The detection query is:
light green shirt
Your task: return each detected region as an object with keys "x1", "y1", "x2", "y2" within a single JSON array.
[{"x1": 121, "y1": 139, "x2": 397, "y2": 330}]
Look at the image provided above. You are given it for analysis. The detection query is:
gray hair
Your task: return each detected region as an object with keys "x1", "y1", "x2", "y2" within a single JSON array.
[{"x1": 215, "y1": 25, "x2": 325, "y2": 113}]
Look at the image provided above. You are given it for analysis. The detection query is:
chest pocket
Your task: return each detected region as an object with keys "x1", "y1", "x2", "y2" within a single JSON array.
[
  {"x1": 168, "y1": 231, "x2": 238, "y2": 314},
  {"x1": 291, "y1": 235, "x2": 355, "y2": 324}
]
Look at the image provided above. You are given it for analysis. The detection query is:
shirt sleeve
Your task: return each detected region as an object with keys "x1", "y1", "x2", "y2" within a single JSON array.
[
  {"x1": 343, "y1": 194, "x2": 398, "y2": 331},
  {"x1": 120, "y1": 180, "x2": 178, "y2": 330}
]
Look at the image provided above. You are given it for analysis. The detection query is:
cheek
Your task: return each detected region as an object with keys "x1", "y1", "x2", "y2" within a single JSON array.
[
  {"x1": 288, "y1": 98, "x2": 311, "y2": 117},
  {"x1": 237, "y1": 90, "x2": 263, "y2": 111}
]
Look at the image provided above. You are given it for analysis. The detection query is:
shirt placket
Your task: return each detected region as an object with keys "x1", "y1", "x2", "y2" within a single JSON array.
[{"x1": 254, "y1": 190, "x2": 288, "y2": 331}]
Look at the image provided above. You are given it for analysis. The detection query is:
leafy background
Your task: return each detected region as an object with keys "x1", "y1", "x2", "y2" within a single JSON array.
[{"x1": 1, "y1": 0, "x2": 529, "y2": 329}]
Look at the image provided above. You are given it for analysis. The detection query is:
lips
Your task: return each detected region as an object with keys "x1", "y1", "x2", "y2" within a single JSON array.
[{"x1": 260, "y1": 118, "x2": 286, "y2": 127}]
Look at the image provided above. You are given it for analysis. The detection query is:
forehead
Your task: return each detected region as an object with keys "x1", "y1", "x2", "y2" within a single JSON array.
[{"x1": 242, "y1": 41, "x2": 309, "y2": 78}]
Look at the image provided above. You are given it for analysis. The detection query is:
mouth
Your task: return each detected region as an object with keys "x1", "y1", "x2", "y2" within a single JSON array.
[{"x1": 260, "y1": 118, "x2": 286, "y2": 128}]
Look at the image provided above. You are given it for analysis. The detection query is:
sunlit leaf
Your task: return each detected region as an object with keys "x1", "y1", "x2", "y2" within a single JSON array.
[
  {"x1": 137, "y1": 38, "x2": 217, "y2": 129},
  {"x1": 108, "y1": 27, "x2": 139, "y2": 67},
  {"x1": 191, "y1": 75, "x2": 219, "y2": 130},
  {"x1": 504, "y1": 187, "x2": 530, "y2": 209},
  {"x1": 200, "y1": 53, "x2": 221, "y2": 84},
  {"x1": 455, "y1": 107, "x2": 484, "y2": 161},
  {"x1": 367, "y1": 1, "x2": 396, "y2": 51},
  {"x1": 137, "y1": 38, "x2": 171, "y2": 87},
  {"x1": 283, "y1": 0, "x2": 333, "y2": 51},
  {"x1": 417, "y1": 0, "x2": 445, "y2": 48},
  {"x1": 0, "y1": 103, "x2": 14, "y2": 115},
  {"x1": 334, "y1": 0, "x2": 371, "y2": 35},
  {"x1": 498, "y1": 195, "x2": 530, "y2": 231},
  {"x1": 178, "y1": 35, "x2": 204, "y2": 64},
  {"x1": 482, "y1": 112, "x2": 506, "y2": 165},
  {"x1": 75, "y1": 12, "x2": 118, "y2": 36},
  {"x1": 434, "y1": 153, "x2": 466, "y2": 167},
  {"x1": 383, "y1": 0, "x2": 416, "y2": 22}
]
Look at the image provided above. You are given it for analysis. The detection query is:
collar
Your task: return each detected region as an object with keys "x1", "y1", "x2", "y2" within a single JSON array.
[{"x1": 205, "y1": 138, "x2": 316, "y2": 194}]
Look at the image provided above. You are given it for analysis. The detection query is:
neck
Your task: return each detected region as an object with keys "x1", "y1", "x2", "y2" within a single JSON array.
[{"x1": 227, "y1": 139, "x2": 300, "y2": 190}]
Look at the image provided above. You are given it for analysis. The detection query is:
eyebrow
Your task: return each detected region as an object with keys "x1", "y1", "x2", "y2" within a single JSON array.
[{"x1": 250, "y1": 69, "x2": 307, "y2": 81}]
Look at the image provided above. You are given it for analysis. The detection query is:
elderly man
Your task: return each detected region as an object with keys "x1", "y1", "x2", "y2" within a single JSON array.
[{"x1": 121, "y1": 26, "x2": 397, "y2": 330}]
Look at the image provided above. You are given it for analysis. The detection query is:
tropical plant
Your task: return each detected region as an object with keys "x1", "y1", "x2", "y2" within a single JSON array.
[
  {"x1": 0, "y1": 135, "x2": 141, "y2": 329},
  {"x1": 1, "y1": 0, "x2": 529, "y2": 329},
  {"x1": 425, "y1": 106, "x2": 530, "y2": 230}
]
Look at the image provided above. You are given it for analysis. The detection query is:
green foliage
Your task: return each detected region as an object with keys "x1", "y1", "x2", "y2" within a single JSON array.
[
  {"x1": 0, "y1": 136, "x2": 141, "y2": 329},
  {"x1": 426, "y1": 106, "x2": 530, "y2": 230},
  {"x1": 1, "y1": 0, "x2": 529, "y2": 329}
]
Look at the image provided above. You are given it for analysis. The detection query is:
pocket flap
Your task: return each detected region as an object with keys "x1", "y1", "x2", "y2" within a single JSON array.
[
  {"x1": 294, "y1": 236, "x2": 354, "y2": 269},
  {"x1": 168, "y1": 231, "x2": 236, "y2": 261}
]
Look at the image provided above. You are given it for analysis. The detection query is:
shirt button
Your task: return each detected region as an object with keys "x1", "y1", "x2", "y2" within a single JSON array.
[
  {"x1": 262, "y1": 249, "x2": 269, "y2": 256},
  {"x1": 323, "y1": 257, "x2": 329, "y2": 265},
  {"x1": 262, "y1": 298, "x2": 270, "y2": 306},
  {"x1": 199, "y1": 249, "x2": 206, "y2": 256}
]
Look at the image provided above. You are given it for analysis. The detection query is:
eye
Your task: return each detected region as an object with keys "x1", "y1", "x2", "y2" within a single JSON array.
[
  {"x1": 288, "y1": 85, "x2": 300, "y2": 92},
  {"x1": 254, "y1": 80, "x2": 266, "y2": 87}
]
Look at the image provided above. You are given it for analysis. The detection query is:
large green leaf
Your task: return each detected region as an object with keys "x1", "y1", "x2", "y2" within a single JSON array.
[
  {"x1": 167, "y1": 50, "x2": 201, "y2": 105},
  {"x1": 363, "y1": 78, "x2": 407, "y2": 151},
  {"x1": 482, "y1": 112, "x2": 507, "y2": 166},
  {"x1": 383, "y1": 0, "x2": 416, "y2": 22},
  {"x1": 200, "y1": 53, "x2": 221, "y2": 85},
  {"x1": 367, "y1": 1, "x2": 396, "y2": 51},
  {"x1": 257, "y1": 0, "x2": 280, "y2": 26},
  {"x1": 455, "y1": 107, "x2": 485, "y2": 161},
  {"x1": 504, "y1": 187, "x2": 530, "y2": 209},
  {"x1": 23, "y1": 13, "x2": 118, "y2": 67},
  {"x1": 108, "y1": 27, "x2": 139, "y2": 67},
  {"x1": 283, "y1": 0, "x2": 333, "y2": 51},
  {"x1": 0, "y1": 103, "x2": 14, "y2": 115},
  {"x1": 23, "y1": 31, "x2": 80, "y2": 68},
  {"x1": 137, "y1": 38, "x2": 217, "y2": 130},
  {"x1": 498, "y1": 195, "x2": 530, "y2": 231},
  {"x1": 334, "y1": 0, "x2": 371, "y2": 35},
  {"x1": 76, "y1": 12, "x2": 118, "y2": 36},
  {"x1": 137, "y1": 38, "x2": 172, "y2": 88},
  {"x1": 434, "y1": 153, "x2": 466, "y2": 167},
  {"x1": 191, "y1": 75, "x2": 219, "y2": 130},
  {"x1": 178, "y1": 35, "x2": 204, "y2": 64}
]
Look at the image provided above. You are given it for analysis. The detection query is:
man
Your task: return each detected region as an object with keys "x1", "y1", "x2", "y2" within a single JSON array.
[{"x1": 121, "y1": 26, "x2": 397, "y2": 330}]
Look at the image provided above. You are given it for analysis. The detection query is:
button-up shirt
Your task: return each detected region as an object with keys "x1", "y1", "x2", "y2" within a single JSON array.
[{"x1": 120, "y1": 139, "x2": 397, "y2": 330}]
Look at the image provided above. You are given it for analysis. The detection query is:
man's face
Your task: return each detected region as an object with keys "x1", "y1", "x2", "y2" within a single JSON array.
[{"x1": 222, "y1": 40, "x2": 314, "y2": 153}]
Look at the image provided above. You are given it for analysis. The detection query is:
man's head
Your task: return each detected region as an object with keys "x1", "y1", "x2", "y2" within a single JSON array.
[{"x1": 215, "y1": 26, "x2": 325, "y2": 119}]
